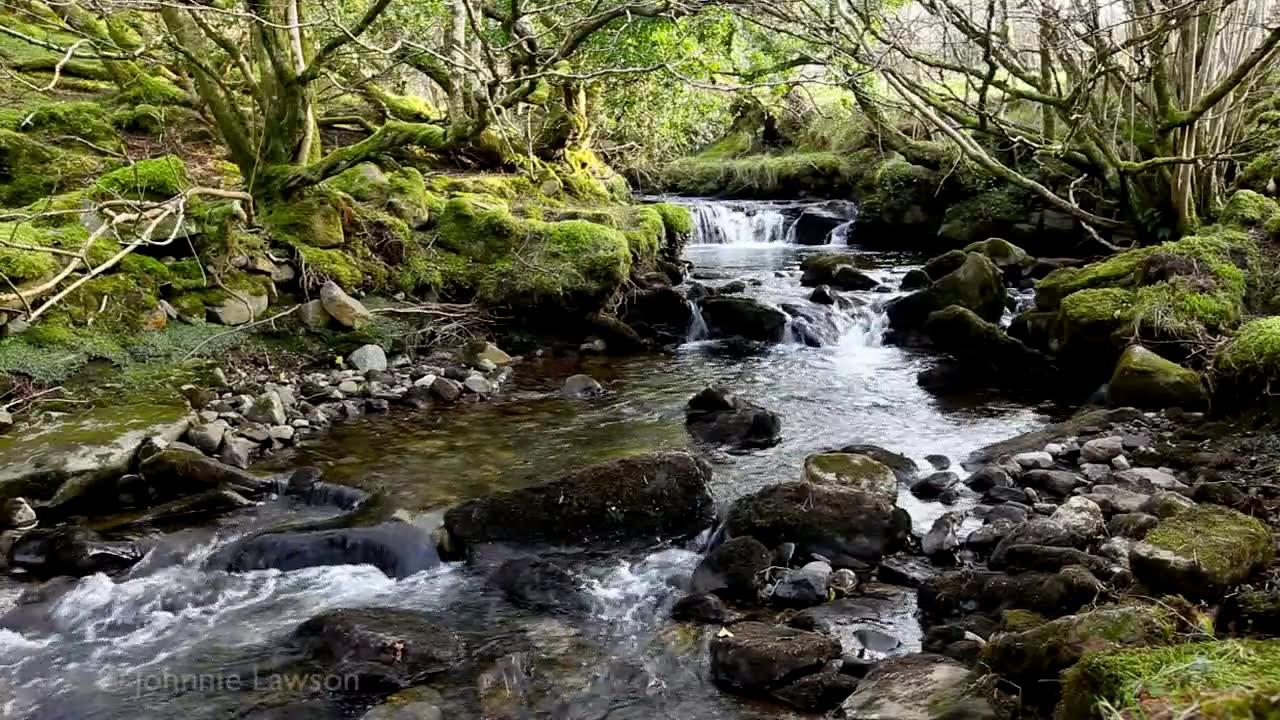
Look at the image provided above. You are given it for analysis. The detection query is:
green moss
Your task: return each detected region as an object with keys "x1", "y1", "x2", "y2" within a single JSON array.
[
  {"x1": 434, "y1": 194, "x2": 525, "y2": 258},
  {"x1": 1059, "y1": 287, "x2": 1136, "y2": 327},
  {"x1": 1001, "y1": 609, "x2": 1047, "y2": 633},
  {"x1": 117, "y1": 74, "x2": 187, "y2": 106},
  {"x1": 0, "y1": 220, "x2": 91, "y2": 282},
  {"x1": 659, "y1": 151, "x2": 857, "y2": 198},
  {"x1": 1059, "y1": 640, "x2": 1280, "y2": 719},
  {"x1": 1037, "y1": 250, "x2": 1154, "y2": 311},
  {"x1": 1219, "y1": 190, "x2": 1280, "y2": 227},
  {"x1": 1132, "y1": 280, "x2": 1242, "y2": 337},
  {"x1": 324, "y1": 162, "x2": 391, "y2": 203},
  {"x1": 651, "y1": 202, "x2": 693, "y2": 238},
  {"x1": 92, "y1": 155, "x2": 190, "y2": 200},
  {"x1": 1145, "y1": 504, "x2": 1273, "y2": 585},
  {"x1": 939, "y1": 186, "x2": 1031, "y2": 245},
  {"x1": 21, "y1": 100, "x2": 117, "y2": 144},
  {"x1": 1217, "y1": 316, "x2": 1280, "y2": 380},
  {"x1": 621, "y1": 205, "x2": 664, "y2": 262},
  {"x1": 429, "y1": 174, "x2": 534, "y2": 201},
  {"x1": 0, "y1": 129, "x2": 101, "y2": 206},
  {"x1": 386, "y1": 167, "x2": 432, "y2": 222},
  {"x1": 290, "y1": 243, "x2": 366, "y2": 288},
  {"x1": 263, "y1": 192, "x2": 345, "y2": 249}
]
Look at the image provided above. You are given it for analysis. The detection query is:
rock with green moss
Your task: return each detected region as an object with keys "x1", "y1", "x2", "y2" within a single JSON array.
[
  {"x1": 0, "y1": 130, "x2": 101, "y2": 206},
  {"x1": 1130, "y1": 505, "x2": 1273, "y2": 599},
  {"x1": 658, "y1": 151, "x2": 860, "y2": 199},
  {"x1": 887, "y1": 252, "x2": 1005, "y2": 331},
  {"x1": 266, "y1": 193, "x2": 345, "y2": 249},
  {"x1": 1219, "y1": 189, "x2": 1280, "y2": 227},
  {"x1": 1217, "y1": 591, "x2": 1280, "y2": 638},
  {"x1": 937, "y1": 185, "x2": 1032, "y2": 247},
  {"x1": 924, "y1": 305, "x2": 1056, "y2": 388},
  {"x1": 984, "y1": 604, "x2": 1180, "y2": 684},
  {"x1": 1057, "y1": 639, "x2": 1280, "y2": 719},
  {"x1": 1000, "y1": 609, "x2": 1047, "y2": 633},
  {"x1": 1106, "y1": 344, "x2": 1206, "y2": 410},
  {"x1": 1215, "y1": 316, "x2": 1280, "y2": 404},
  {"x1": 325, "y1": 162, "x2": 391, "y2": 203},
  {"x1": 22, "y1": 100, "x2": 117, "y2": 144},
  {"x1": 801, "y1": 452, "x2": 897, "y2": 503},
  {"x1": 839, "y1": 653, "x2": 995, "y2": 719},
  {"x1": 92, "y1": 155, "x2": 189, "y2": 200}
]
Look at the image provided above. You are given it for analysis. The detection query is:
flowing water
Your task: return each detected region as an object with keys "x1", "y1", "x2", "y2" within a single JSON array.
[{"x1": 0, "y1": 200, "x2": 1049, "y2": 720}]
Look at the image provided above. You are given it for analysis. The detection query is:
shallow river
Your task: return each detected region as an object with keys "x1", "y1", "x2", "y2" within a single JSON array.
[{"x1": 0, "y1": 199, "x2": 1048, "y2": 719}]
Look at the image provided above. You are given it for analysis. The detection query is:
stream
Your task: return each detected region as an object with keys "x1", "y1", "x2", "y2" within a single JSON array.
[{"x1": 0, "y1": 199, "x2": 1048, "y2": 719}]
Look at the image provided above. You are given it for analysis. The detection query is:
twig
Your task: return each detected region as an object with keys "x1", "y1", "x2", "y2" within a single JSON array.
[
  {"x1": 1, "y1": 385, "x2": 64, "y2": 411},
  {"x1": 180, "y1": 306, "x2": 300, "y2": 361}
]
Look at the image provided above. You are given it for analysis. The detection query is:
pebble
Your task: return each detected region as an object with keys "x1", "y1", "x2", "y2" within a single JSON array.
[
  {"x1": 338, "y1": 380, "x2": 360, "y2": 395},
  {"x1": 414, "y1": 374, "x2": 437, "y2": 387},
  {"x1": 1111, "y1": 455, "x2": 1131, "y2": 470},
  {"x1": 1044, "y1": 443, "x2": 1064, "y2": 457},
  {"x1": 1012, "y1": 451, "x2": 1053, "y2": 470},
  {"x1": 1081, "y1": 436, "x2": 1125, "y2": 463}
]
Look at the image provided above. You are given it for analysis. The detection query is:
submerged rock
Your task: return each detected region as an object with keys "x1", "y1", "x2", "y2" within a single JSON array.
[
  {"x1": 490, "y1": 557, "x2": 586, "y2": 615},
  {"x1": 442, "y1": 452, "x2": 714, "y2": 555},
  {"x1": 214, "y1": 523, "x2": 440, "y2": 578},
  {"x1": 685, "y1": 386, "x2": 781, "y2": 449},
  {"x1": 709, "y1": 621, "x2": 841, "y2": 694},
  {"x1": 562, "y1": 374, "x2": 603, "y2": 399},
  {"x1": 290, "y1": 608, "x2": 462, "y2": 689}
]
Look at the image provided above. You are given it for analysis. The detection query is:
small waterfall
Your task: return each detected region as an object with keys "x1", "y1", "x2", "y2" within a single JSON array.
[
  {"x1": 848, "y1": 300, "x2": 891, "y2": 347},
  {"x1": 829, "y1": 218, "x2": 857, "y2": 246},
  {"x1": 688, "y1": 201, "x2": 792, "y2": 245},
  {"x1": 686, "y1": 301, "x2": 709, "y2": 341}
]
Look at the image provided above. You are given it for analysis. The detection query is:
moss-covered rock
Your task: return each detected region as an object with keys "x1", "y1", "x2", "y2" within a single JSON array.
[
  {"x1": 657, "y1": 151, "x2": 860, "y2": 198},
  {"x1": 1219, "y1": 189, "x2": 1280, "y2": 228},
  {"x1": 1131, "y1": 505, "x2": 1273, "y2": 598},
  {"x1": 1215, "y1": 316, "x2": 1280, "y2": 401},
  {"x1": 924, "y1": 305, "x2": 1057, "y2": 389},
  {"x1": 963, "y1": 237, "x2": 1033, "y2": 281},
  {"x1": 1058, "y1": 640, "x2": 1280, "y2": 719},
  {"x1": 21, "y1": 100, "x2": 117, "y2": 144},
  {"x1": 0, "y1": 130, "x2": 100, "y2": 205},
  {"x1": 801, "y1": 452, "x2": 897, "y2": 503},
  {"x1": 92, "y1": 155, "x2": 189, "y2": 200},
  {"x1": 1107, "y1": 344, "x2": 1207, "y2": 410},
  {"x1": 939, "y1": 186, "x2": 1032, "y2": 246},
  {"x1": 984, "y1": 604, "x2": 1181, "y2": 685},
  {"x1": 325, "y1": 162, "x2": 391, "y2": 203},
  {"x1": 265, "y1": 192, "x2": 345, "y2": 249}
]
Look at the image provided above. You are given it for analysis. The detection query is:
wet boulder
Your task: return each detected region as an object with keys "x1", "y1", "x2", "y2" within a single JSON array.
[
  {"x1": 963, "y1": 238, "x2": 1033, "y2": 282},
  {"x1": 700, "y1": 297, "x2": 789, "y2": 342},
  {"x1": 671, "y1": 593, "x2": 739, "y2": 624},
  {"x1": 922, "y1": 512, "x2": 963, "y2": 559},
  {"x1": 709, "y1": 621, "x2": 841, "y2": 694},
  {"x1": 685, "y1": 387, "x2": 781, "y2": 450},
  {"x1": 911, "y1": 471, "x2": 959, "y2": 500},
  {"x1": 726, "y1": 481, "x2": 908, "y2": 567},
  {"x1": 691, "y1": 536, "x2": 771, "y2": 603},
  {"x1": 840, "y1": 653, "x2": 996, "y2": 720},
  {"x1": 771, "y1": 670, "x2": 858, "y2": 712},
  {"x1": 1130, "y1": 504, "x2": 1273, "y2": 599},
  {"x1": 7, "y1": 526, "x2": 140, "y2": 577},
  {"x1": 1049, "y1": 497, "x2": 1106, "y2": 541},
  {"x1": 836, "y1": 443, "x2": 919, "y2": 483},
  {"x1": 770, "y1": 561, "x2": 832, "y2": 609},
  {"x1": 921, "y1": 305, "x2": 1056, "y2": 390},
  {"x1": 922, "y1": 250, "x2": 967, "y2": 280},
  {"x1": 1106, "y1": 345, "x2": 1207, "y2": 411},
  {"x1": 620, "y1": 286, "x2": 693, "y2": 342},
  {"x1": 490, "y1": 557, "x2": 586, "y2": 615},
  {"x1": 983, "y1": 604, "x2": 1178, "y2": 683},
  {"x1": 213, "y1": 522, "x2": 441, "y2": 579},
  {"x1": 988, "y1": 518, "x2": 1074, "y2": 570},
  {"x1": 136, "y1": 448, "x2": 274, "y2": 503},
  {"x1": 441, "y1": 452, "x2": 715, "y2": 555},
  {"x1": 800, "y1": 254, "x2": 867, "y2": 287},
  {"x1": 900, "y1": 269, "x2": 931, "y2": 291},
  {"x1": 290, "y1": 608, "x2": 462, "y2": 690},
  {"x1": 919, "y1": 567, "x2": 1103, "y2": 620},
  {"x1": 886, "y1": 253, "x2": 1005, "y2": 332},
  {"x1": 801, "y1": 452, "x2": 897, "y2": 503}
]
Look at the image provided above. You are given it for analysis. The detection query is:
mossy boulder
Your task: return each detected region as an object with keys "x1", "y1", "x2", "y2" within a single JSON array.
[
  {"x1": 983, "y1": 604, "x2": 1180, "y2": 684},
  {"x1": 22, "y1": 100, "x2": 117, "y2": 144},
  {"x1": 922, "y1": 249, "x2": 966, "y2": 280},
  {"x1": 92, "y1": 155, "x2": 189, "y2": 200},
  {"x1": 801, "y1": 452, "x2": 897, "y2": 503},
  {"x1": 1217, "y1": 591, "x2": 1280, "y2": 637},
  {"x1": 325, "y1": 162, "x2": 391, "y2": 203},
  {"x1": 691, "y1": 536, "x2": 770, "y2": 602},
  {"x1": 1219, "y1": 189, "x2": 1280, "y2": 227},
  {"x1": 1106, "y1": 344, "x2": 1207, "y2": 411},
  {"x1": 1131, "y1": 505, "x2": 1273, "y2": 599},
  {"x1": 1215, "y1": 316, "x2": 1280, "y2": 407},
  {"x1": 937, "y1": 185, "x2": 1032, "y2": 246},
  {"x1": 267, "y1": 193, "x2": 345, "y2": 249},
  {"x1": 0, "y1": 130, "x2": 100, "y2": 205},
  {"x1": 657, "y1": 151, "x2": 858, "y2": 199},
  {"x1": 1058, "y1": 640, "x2": 1280, "y2": 719},
  {"x1": 887, "y1": 252, "x2": 1005, "y2": 331}
]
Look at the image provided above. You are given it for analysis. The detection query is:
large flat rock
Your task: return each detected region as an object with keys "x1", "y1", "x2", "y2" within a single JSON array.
[{"x1": 0, "y1": 404, "x2": 190, "y2": 502}]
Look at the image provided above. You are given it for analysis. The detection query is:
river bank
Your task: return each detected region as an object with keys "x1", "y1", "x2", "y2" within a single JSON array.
[{"x1": 2, "y1": 203, "x2": 1280, "y2": 720}]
